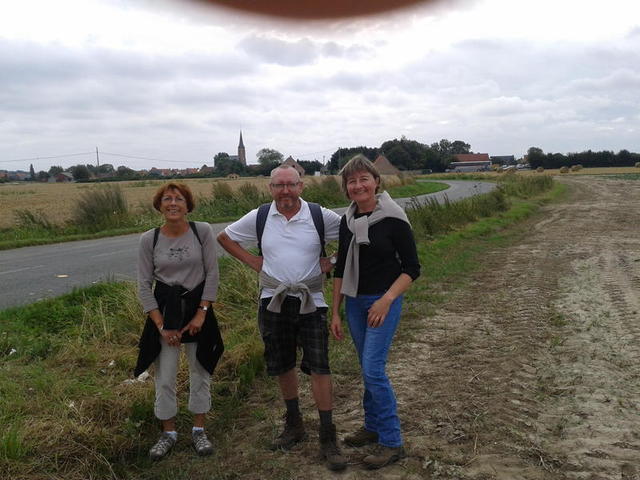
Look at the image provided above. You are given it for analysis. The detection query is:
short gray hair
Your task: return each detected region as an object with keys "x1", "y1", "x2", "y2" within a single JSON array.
[{"x1": 270, "y1": 164, "x2": 300, "y2": 181}]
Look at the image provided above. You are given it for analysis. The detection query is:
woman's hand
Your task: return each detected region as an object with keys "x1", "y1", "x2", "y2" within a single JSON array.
[
  {"x1": 367, "y1": 296, "x2": 392, "y2": 328},
  {"x1": 181, "y1": 310, "x2": 206, "y2": 337},
  {"x1": 330, "y1": 313, "x2": 344, "y2": 340},
  {"x1": 161, "y1": 329, "x2": 182, "y2": 347}
]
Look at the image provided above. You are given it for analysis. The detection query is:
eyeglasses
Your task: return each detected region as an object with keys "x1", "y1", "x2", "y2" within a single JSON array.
[
  {"x1": 161, "y1": 196, "x2": 186, "y2": 203},
  {"x1": 270, "y1": 182, "x2": 301, "y2": 190}
]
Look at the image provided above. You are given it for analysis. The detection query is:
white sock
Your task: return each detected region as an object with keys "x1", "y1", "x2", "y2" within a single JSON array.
[
  {"x1": 164, "y1": 431, "x2": 177, "y2": 440},
  {"x1": 192, "y1": 426, "x2": 204, "y2": 433}
]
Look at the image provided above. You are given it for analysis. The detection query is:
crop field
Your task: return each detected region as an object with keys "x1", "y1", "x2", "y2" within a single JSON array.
[{"x1": 0, "y1": 175, "x2": 412, "y2": 230}]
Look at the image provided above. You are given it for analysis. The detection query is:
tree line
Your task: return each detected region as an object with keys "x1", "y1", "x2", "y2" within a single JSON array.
[{"x1": 526, "y1": 147, "x2": 640, "y2": 169}]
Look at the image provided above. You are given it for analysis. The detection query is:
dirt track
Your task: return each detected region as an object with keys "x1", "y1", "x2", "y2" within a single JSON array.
[{"x1": 217, "y1": 176, "x2": 640, "y2": 479}]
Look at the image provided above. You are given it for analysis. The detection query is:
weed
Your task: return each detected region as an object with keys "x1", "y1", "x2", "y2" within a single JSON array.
[{"x1": 72, "y1": 185, "x2": 129, "y2": 232}]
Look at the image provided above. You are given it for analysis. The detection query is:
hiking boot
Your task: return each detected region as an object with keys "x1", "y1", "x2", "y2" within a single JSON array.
[
  {"x1": 192, "y1": 430, "x2": 214, "y2": 456},
  {"x1": 362, "y1": 444, "x2": 406, "y2": 469},
  {"x1": 343, "y1": 427, "x2": 378, "y2": 447},
  {"x1": 319, "y1": 424, "x2": 347, "y2": 471},
  {"x1": 270, "y1": 413, "x2": 306, "y2": 450},
  {"x1": 149, "y1": 432, "x2": 176, "y2": 461}
]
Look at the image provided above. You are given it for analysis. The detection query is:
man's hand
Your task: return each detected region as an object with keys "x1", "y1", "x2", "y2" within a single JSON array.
[
  {"x1": 319, "y1": 256, "x2": 335, "y2": 274},
  {"x1": 247, "y1": 255, "x2": 264, "y2": 273}
]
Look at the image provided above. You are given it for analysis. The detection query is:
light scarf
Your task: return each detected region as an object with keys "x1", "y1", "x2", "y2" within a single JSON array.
[
  {"x1": 340, "y1": 191, "x2": 410, "y2": 297},
  {"x1": 259, "y1": 270, "x2": 324, "y2": 314}
]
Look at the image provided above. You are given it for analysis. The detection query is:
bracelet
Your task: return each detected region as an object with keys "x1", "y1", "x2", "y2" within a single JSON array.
[{"x1": 158, "y1": 325, "x2": 164, "y2": 331}]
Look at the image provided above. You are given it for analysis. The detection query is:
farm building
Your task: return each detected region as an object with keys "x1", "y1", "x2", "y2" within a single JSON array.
[
  {"x1": 282, "y1": 156, "x2": 305, "y2": 176},
  {"x1": 449, "y1": 153, "x2": 492, "y2": 172},
  {"x1": 373, "y1": 154, "x2": 401, "y2": 175}
]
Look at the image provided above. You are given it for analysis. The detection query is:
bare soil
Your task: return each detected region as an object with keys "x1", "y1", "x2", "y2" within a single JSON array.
[{"x1": 210, "y1": 176, "x2": 640, "y2": 480}]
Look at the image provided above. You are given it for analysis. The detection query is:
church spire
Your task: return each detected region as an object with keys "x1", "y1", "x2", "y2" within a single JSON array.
[{"x1": 238, "y1": 130, "x2": 246, "y2": 166}]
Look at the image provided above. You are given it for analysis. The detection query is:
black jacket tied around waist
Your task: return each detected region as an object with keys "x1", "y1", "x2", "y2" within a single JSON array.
[{"x1": 134, "y1": 280, "x2": 224, "y2": 377}]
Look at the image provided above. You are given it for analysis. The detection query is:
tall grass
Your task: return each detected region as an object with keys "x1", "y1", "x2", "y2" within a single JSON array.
[
  {"x1": 407, "y1": 174, "x2": 554, "y2": 239},
  {"x1": 407, "y1": 190, "x2": 509, "y2": 238},
  {"x1": 497, "y1": 174, "x2": 553, "y2": 198},
  {"x1": 72, "y1": 185, "x2": 129, "y2": 232}
]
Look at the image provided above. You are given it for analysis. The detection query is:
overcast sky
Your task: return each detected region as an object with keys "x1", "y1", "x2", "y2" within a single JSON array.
[{"x1": 1, "y1": 0, "x2": 639, "y2": 172}]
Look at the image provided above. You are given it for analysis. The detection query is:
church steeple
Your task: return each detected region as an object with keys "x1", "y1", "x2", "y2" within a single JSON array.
[{"x1": 238, "y1": 130, "x2": 246, "y2": 166}]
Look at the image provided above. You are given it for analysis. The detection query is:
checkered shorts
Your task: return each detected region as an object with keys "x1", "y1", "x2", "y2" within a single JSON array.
[{"x1": 258, "y1": 296, "x2": 330, "y2": 376}]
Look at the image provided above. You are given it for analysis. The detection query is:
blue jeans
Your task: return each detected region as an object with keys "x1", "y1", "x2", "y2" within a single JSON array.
[{"x1": 345, "y1": 294, "x2": 403, "y2": 447}]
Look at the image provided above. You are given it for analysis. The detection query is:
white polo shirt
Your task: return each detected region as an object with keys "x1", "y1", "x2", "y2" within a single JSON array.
[{"x1": 224, "y1": 198, "x2": 341, "y2": 307}]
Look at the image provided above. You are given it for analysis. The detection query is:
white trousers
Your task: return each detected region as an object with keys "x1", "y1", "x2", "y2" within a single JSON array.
[{"x1": 154, "y1": 339, "x2": 211, "y2": 420}]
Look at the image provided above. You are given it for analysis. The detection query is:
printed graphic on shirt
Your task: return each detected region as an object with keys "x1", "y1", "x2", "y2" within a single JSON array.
[{"x1": 167, "y1": 246, "x2": 191, "y2": 262}]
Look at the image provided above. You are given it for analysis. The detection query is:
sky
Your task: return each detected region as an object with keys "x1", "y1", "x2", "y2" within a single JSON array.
[{"x1": 1, "y1": 0, "x2": 639, "y2": 172}]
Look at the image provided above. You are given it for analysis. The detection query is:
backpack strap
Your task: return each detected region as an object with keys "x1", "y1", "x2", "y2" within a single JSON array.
[
  {"x1": 307, "y1": 202, "x2": 326, "y2": 258},
  {"x1": 153, "y1": 227, "x2": 160, "y2": 249},
  {"x1": 189, "y1": 221, "x2": 203, "y2": 246},
  {"x1": 255, "y1": 203, "x2": 271, "y2": 256},
  {"x1": 152, "y1": 222, "x2": 203, "y2": 250}
]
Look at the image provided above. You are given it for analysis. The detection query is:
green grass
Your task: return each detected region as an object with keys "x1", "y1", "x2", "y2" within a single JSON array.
[{"x1": 598, "y1": 173, "x2": 640, "y2": 180}]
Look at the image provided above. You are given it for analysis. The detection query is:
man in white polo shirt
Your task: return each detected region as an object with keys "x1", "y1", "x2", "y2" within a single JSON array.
[{"x1": 217, "y1": 165, "x2": 346, "y2": 471}]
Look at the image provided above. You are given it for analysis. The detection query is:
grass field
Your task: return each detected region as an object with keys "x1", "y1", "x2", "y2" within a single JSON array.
[{"x1": 0, "y1": 175, "x2": 419, "y2": 230}]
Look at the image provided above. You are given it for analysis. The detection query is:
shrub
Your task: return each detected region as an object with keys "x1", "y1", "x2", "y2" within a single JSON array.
[
  {"x1": 406, "y1": 189, "x2": 509, "y2": 239},
  {"x1": 498, "y1": 174, "x2": 553, "y2": 198},
  {"x1": 559, "y1": 166, "x2": 569, "y2": 173},
  {"x1": 71, "y1": 185, "x2": 130, "y2": 232}
]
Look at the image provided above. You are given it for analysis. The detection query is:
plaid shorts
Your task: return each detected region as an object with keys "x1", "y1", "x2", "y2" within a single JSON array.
[{"x1": 258, "y1": 296, "x2": 330, "y2": 376}]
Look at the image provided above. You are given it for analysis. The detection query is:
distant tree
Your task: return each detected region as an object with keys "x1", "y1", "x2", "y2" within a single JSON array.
[
  {"x1": 328, "y1": 146, "x2": 378, "y2": 172},
  {"x1": 213, "y1": 152, "x2": 230, "y2": 167},
  {"x1": 385, "y1": 145, "x2": 412, "y2": 170},
  {"x1": 36, "y1": 170, "x2": 49, "y2": 182},
  {"x1": 257, "y1": 148, "x2": 284, "y2": 166},
  {"x1": 450, "y1": 140, "x2": 471, "y2": 154},
  {"x1": 70, "y1": 164, "x2": 90, "y2": 181},
  {"x1": 526, "y1": 147, "x2": 545, "y2": 169},
  {"x1": 84, "y1": 164, "x2": 98, "y2": 176},
  {"x1": 97, "y1": 163, "x2": 114, "y2": 175},
  {"x1": 116, "y1": 165, "x2": 136, "y2": 178},
  {"x1": 255, "y1": 148, "x2": 284, "y2": 175},
  {"x1": 297, "y1": 160, "x2": 324, "y2": 175},
  {"x1": 49, "y1": 165, "x2": 64, "y2": 176},
  {"x1": 214, "y1": 155, "x2": 244, "y2": 176},
  {"x1": 29, "y1": 163, "x2": 35, "y2": 180}
]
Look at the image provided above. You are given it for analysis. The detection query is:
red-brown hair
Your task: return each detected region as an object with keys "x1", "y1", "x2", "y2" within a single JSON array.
[{"x1": 152, "y1": 182, "x2": 195, "y2": 212}]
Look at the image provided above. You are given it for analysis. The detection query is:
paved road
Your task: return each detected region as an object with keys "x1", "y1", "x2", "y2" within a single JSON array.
[{"x1": 0, "y1": 180, "x2": 495, "y2": 310}]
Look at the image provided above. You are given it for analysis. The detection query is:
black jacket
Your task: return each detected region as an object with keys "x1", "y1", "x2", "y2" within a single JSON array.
[{"x1": 134, "y1": 280, "x2": 224, "y2": 376}]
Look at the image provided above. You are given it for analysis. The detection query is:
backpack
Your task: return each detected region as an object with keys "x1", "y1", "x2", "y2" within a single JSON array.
[{"x1": 255, "y1": 202, "x2": 326, "y2": 259}]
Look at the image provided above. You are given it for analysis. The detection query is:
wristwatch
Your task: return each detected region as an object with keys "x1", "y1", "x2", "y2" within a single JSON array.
[
  {"x1": 198, "y1": 305, "x2": 208, "y2": 312},
  {"x1": 329, "y1": 255, "x2": 337, "y2": 265}
]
